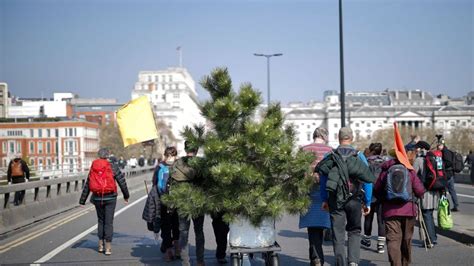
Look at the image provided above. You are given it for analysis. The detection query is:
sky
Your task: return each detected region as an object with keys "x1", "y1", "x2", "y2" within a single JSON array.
[{"x1": 0, "y1": 0, "x2": 472, "y2": 104}]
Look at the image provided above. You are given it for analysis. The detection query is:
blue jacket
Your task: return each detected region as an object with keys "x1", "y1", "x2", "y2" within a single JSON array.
[{"x1": 320, "y1": 147, "x2": 373, "y2": 207}]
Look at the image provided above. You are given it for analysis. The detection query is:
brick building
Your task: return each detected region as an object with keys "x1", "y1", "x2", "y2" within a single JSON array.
[{"x1": 0, "y1": 120, "x2": 100, "y2": 172}]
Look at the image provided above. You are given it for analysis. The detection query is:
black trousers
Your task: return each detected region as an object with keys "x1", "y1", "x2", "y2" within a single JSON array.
[
  {"x1": 93, "y1": 199, "x2": 117, "y2": 242},
  {"x1": 160, "y1": 204, "x2": 179, "y2": 249},
  {"x1": 307, "y1": 227, "x2": 325, "y2": 264},
  {"x1": 211, "y1": 212, "x2": 230, "y2": 259},
  {"x1": 12, "y1": 177, "x2": 26, "y2": 206},
  {"x1": 363, "y1": 201, "x2": 385, "y2": 237}
]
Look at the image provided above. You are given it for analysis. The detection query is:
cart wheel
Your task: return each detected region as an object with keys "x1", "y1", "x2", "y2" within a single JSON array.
[
  {"x1": 231, "y1": 254, "x2": 240, "y2": 266},
  {"x1": 271, "y1": 253, "x2": 279, "y2": 266}
]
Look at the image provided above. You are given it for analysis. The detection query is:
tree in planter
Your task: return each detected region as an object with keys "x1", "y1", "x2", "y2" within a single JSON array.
[{"x1": 163, "y1": 67, "x2": 315, "y2": 225}]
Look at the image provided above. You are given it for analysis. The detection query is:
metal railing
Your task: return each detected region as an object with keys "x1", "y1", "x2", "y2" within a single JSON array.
[{"x1": 0, "y1": 166, "x2": 155, "y2": 234}]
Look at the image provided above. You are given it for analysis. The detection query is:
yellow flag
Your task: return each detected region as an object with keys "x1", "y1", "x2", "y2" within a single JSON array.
[{"x1": 116, "y1": 96, "x2": 158, "y2": 147}]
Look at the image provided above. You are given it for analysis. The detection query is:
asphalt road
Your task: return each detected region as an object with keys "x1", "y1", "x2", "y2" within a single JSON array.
[{"x1": 1, "y1": 187, "x2": 473, "y2": 265}]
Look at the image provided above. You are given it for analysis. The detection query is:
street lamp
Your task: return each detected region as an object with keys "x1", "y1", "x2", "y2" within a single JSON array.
[
  {"x1": 339, "y1": 0, "x2": 346, "y2": 127},
  {"x1": 254, "y1": 53, "x2": 283, "y2": 105}
]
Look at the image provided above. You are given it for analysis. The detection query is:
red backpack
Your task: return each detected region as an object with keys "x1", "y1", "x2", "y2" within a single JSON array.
[
  {"x1": 89, "y1": 159, "x2": 117, "y2": 195},
  {"x1": 424, "y1": 150, "x2": 447, "y2": 191}
]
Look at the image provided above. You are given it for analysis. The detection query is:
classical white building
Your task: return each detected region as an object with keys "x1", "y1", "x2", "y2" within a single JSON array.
[
  {"x1": 131, "y1": 67, "x2": 205, "y2": 153},
  {"x1": 283, "y1": 90, "x2": 474, "y2": 147}
]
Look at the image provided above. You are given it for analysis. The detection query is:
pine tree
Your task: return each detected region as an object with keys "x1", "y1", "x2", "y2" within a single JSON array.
[{"x1": 163, "y1": 67, "x2": 315, "y2": 225}]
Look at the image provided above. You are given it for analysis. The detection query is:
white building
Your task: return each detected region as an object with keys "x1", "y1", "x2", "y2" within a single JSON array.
[
  {"x1": 131, "y1": 67, "x2": 205, "y2": 153},
  {"x1": 283, "y1": 90, "x2": 474, "y2": 147},
  {"x1": 0, "y1": 83, "x2": 8, "y2": 118},
  {"x1": 7, "y1": 92, "x2": 74, "y2": 118}
]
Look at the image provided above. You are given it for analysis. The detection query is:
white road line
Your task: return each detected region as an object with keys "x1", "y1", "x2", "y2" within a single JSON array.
[
  {"x1": 32, "y1": 195, "x2": 147, "y2": 265},
  {"x1": 458, "y1": 193, "x2": 474, "y2": 199}
]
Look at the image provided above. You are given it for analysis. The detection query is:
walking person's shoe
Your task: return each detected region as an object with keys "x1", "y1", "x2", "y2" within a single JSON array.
[
  {"x1": 310, "y1": 258, "x2": 322, "y2": 266},
  {"x1": 451, "y1": 207, "x2": 459, "y2": 212},
  {"x1": 196, "y1": 262, "x2": 206, "y2": 266},
  {"x1": 216, "y1": 257, "x2": 228, "y2": 264},
  {"x1": 173, "y1": 240, "x2": 181, "y2": 259},
  {"x1": 361, "y1": 235, "x2": 371, "y2": 248},
  {"x1": 377, "y1": 236, "x2": 386, "y2": 253},
  {"x1": 104, "y1": 241, "x2": 112, "y2": 255},
  {"x1": 164, "y1": 248, "x2": 174, "y2": 262},
  {"x1": 98, "y1": 239, "x2": 104, "y2": 253}
]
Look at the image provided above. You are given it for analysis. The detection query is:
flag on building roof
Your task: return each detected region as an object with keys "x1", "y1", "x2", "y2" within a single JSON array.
[
  {"x1": 393, "y1": 122, "x2": 414, "y2": 170},
  {"x1": 116, "y1": 96, "x2": 158, "y2": 147}
]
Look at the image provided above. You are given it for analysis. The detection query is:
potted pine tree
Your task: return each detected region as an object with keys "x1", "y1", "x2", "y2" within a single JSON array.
[{"x1": 163, "y1": 67, "x2": 314, "y2": 248}]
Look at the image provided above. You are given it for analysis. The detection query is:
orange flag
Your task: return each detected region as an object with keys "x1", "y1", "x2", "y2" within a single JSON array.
[{"x1": 393, "y1": 122, "x2": 414, "y2": 170}]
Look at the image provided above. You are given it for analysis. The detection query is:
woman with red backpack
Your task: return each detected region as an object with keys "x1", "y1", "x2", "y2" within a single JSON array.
[{"x1": 79, "y1": 148, "x2": 129, "y2": 255}]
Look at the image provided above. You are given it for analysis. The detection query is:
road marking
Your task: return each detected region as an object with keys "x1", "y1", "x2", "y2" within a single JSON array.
[
  {"x1": 458, "y1": 193, "x2": 474, "y2": 199},
  {"x1": 32, "y1": 195, "x2": 147, "y2": 265},
  {"x1": 0, "y1": 206, "x2": 93, "y2": 253}
]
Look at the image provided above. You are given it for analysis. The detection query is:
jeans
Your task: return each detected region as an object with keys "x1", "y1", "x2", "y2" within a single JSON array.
[
  {"x1": 447, "y1": 177, "x2": 459, "y2": 208},
  {"x1": 179, "y1": 215, "x2": 205, "y2": 263},
  {"x1": 12, "y1": 177, "x2": 26, "y2": 206},
  {"x1": 211, "y1": 212, "x2": 229, "y2": 260},
  {"x1": 363, "y1": 201, "x2": 385, "y2": 237},
  {"x1": 421, "y1": 209, "x2": 437, "y2": 244},
  {"x1": 385, "y1": 217, "x2": 416, "y2": 266},
  {"x1": 160, "y1": 204, "x2": 180, "y2": 250},
  {"x1": 330, "y1": 198, "x2": 362, "y2": 266},
  {"x1": 307, "y1": 227, "x2": 325, "y2": 264},
  {"x1": 93, "y1": 199, "x2": 117, "y2": 242}
]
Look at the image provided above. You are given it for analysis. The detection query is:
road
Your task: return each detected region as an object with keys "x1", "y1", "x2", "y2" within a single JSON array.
[{"x1": 0, "y1": 185, "x2": 473, "y2": 265}]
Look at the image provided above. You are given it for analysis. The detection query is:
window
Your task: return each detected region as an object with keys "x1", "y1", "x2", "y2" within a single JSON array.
[
  {"x1": 38, "y1": 129, "x2": 43, "y2": 138},
  {"x1": 38, "y1": 142, "x2": 43, "y2": 154},
  {"x1": 334, "y1": 133, "x2": 338, "y2": 140},
  {"x1": 47, "y1": 158, "x2": 52, "y2": 166},
  {"x1": 450, "y1": 121, "x2": 455, "y2": 127},
  {"x1": 9, "y1": 142, "x2": 14, "y2": 153},
  {"x1": 173, "y1": 92, "x2": 180, "y2": 98},
  {"x1": 30, "y1": 129, "x2": 34, "y2": 138},
  {"x1": 65, "y1": 128, "x2": 68, "y2": 136},
  {"x1": 2, "y1": 142, "x2": 6, "y2": 153},
  {"x1": 355, "y1": 123, "x2": 359, "y2": 127},
  {"x1": 74, "y1": 128, "x2": 77, "y2": 136},
  {"x1": 46, "y1": 142, "x2": 51, "y2": 153},
  {"x1": 47, "y1": 129, "x2": 51, "y2": 137},
  {"x1": 16, "y1": 142, "x2": 21, "y2": 153},
  {"x1": 30, "y1": 142, "x2": 35, "y2": 153},
  {"x1": 367, "y1": 123, "x2": 371, "y2": 127},
  {"x1": 169, "y1": 75, "x2": 173, "y2": 82},
  {"x1": 69, "y1": 128, "x2": 73, "y2": 137},
  {"x1": 307, "y1": 125, "x2": 310, "y2": 129},
  {"x1": 334, "y1": 123, "x2": 338, "y2": 128},
  {"x1": 307, "y1": 133, "x2": 311, "y2": 141},
  {"x1": 55, "y1": 141, "x2": 58, "y2": 153},
  {"x1": 162, "y1": 94, "x2": 166, "y2": 101},
  {"x1": 55, "y1": 129, "x2": 59, "y2": 137},
  {"x1": 148, "y1": 75, "x2": 152, "y2": 82},
  {"x1": 30, "y1": 159, "x2": 35, "y2": 166},
  {"x1": 155, "y1": 75, "x2": 159, "y2": 82}
]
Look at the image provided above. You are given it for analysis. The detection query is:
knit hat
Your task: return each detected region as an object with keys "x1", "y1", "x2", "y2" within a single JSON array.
[{"x1": 415, "y1": 141, "x2": 430, "y2": 151}]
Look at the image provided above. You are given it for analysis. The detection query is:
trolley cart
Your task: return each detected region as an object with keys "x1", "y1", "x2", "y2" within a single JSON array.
[{"x1": 229, "y1": 242, "x2": 281, "y2": 266}]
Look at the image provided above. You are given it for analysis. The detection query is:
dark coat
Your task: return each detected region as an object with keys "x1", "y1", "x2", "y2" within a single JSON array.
[
  {"x1": 7, "y1": 158, "x2": 30, "y2": 182},
  {"x1": 142, "y1": 185, "x2": 161, "y2": 233},
  {"x1": 79, "y1": 162, "x2": 129, "y2": 205}
]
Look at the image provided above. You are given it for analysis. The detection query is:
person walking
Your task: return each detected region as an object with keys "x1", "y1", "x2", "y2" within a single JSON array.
[
  {"x1": 79, "y1": 148, "x2": 129, "y2": 255},
  {"x1": 374, "y1": 150, "x2": 425, "y2": 266},
  {"x1": 439, "y1": 139, "x2": 460, "y2": 211},
  {"x1": 361, "y1": 143, "x2": 386, "y2": 253},
  {"x1": 414, "y1": 141, "x2": 442, "y2": 248},
  {"x1": 299, "y1": 127, "x2": 332, "y2": 266},
  {"x1": 7, "y1": 155, "x2": 30, "y2": 206},
  {"x1": 154, "y1": 146, "x2": 180, "y2": 261},
  {"x1": 317, "y1": 127, "x2": 376, "y2": 266},
  {"x1": 174, "y1": 141, "x2": 205, "y2": 266},
  {"x1": 465, "y1": 150, "x2": 474, "y2": 185},
  {"x1": 211, "y1": 212, "x2": 230, "y2": 264}
]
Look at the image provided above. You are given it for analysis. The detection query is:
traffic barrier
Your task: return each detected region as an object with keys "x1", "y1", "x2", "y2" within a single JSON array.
[{"x1": 0, "y1": 166, "x2": 155, "y2": 234}]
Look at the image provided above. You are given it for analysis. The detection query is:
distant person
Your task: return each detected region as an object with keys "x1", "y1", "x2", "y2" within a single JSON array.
[
  {"x1": 118, "y1": 156, "x2": 127, "y2": 169},
  {"x1": 138, "y1": 155, "x2": 145, "y2": 167},
  {"x1": 361, "y1": 143, "x2": 387, "y2": 254},
  {"x1": 438, "y1": 139, "x2": 459, "y2": 211},
  {"x1": 299, "y1": 127, "x2": 332, "y2": 266},
  {"x1": 129, "y1": 156, "x2": 138, "y2": 169},
  {"x1": 317, "y1": 127, "x2": 376, "y2": 266},
  {"x1": 374, "y1": 149, "x2": 425, "y2": 266},
  {"x1": 7, "y1": 156, "x2": 30, "y2": 206},
  {"x1": 79, "y1": 148, "x2": 129, "y2": 255},
  {"x1": 465, "y1": 150, "x2": 474, "y2": 185}
]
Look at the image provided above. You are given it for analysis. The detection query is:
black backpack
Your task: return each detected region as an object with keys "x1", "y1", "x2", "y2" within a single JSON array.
[
  {"x1": 452, "y1": 151, "x2": 464, "y2": 173},
  {"x1": 334, "y1": 147, "x2": 361, "y2": 195}
]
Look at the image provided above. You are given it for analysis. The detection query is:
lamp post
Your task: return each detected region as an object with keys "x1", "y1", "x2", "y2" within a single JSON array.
[
  {"x1": 254, "y1": 53, "x2": 283, "y2": 105},
  {"x1": 339, "y1": 0, "x2": 346, "y2": 127}
]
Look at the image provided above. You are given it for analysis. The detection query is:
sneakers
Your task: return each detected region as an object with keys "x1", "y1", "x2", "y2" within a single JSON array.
[
  {"x1": 217, "y1": 258, "x2": 228, "y2": 264},
  {"x1": 310, "y1": 259, "x2": 322, "y2": 266},
  {"x1": 361, "y1": 235, "x2": 371, "y2": 248},
  {"x1": 164, "y1": 248, "x2": 174, "y2": 262},
  {"x1": 451, "y1": 207, "x2": 459, "y2": 212},
  {"x1": 377, "y1": 237, "x2": 385, "y2": 253}
]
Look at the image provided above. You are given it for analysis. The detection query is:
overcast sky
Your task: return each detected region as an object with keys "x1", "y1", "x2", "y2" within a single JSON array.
[{"x1": 1, "y1": 0, "x2": 472, "y2": 104}]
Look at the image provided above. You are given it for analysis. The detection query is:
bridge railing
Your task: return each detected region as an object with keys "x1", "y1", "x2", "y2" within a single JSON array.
[{"x1": 0, "y1": 166, "x2": 155, "y2": 234}]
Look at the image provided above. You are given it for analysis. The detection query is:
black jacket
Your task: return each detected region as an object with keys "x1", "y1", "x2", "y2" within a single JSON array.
[
  {"x1": 79, "y1": 162, "x2": 129, "y2": 205},
  {"x1": 7, "y1": 158, "x2": 30, "y2": 182},
  {"x1": 142, "y1": 185, "x2": 161, "y2": 233},
  {"x1": 441, "y1": 147, "x2": 455, "y2": 178}
]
